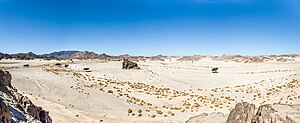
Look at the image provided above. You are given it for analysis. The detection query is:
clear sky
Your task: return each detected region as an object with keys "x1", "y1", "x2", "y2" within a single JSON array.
[{"x1": 0, "y1": 0, "x2": 299, "y2": 56}]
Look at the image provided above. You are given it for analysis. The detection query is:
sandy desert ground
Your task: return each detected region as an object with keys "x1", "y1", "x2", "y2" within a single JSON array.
[{"x1": 1, "y1": 57, "x2": 300, "y2": 123}]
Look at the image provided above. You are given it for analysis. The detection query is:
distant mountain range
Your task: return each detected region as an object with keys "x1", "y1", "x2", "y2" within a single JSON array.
[
  {"x1": 1, "y1": 51, "x2": 299, "y2": 62},
  {"x1": 0, "y1": 50, "x2": 120, "y2": 60}
]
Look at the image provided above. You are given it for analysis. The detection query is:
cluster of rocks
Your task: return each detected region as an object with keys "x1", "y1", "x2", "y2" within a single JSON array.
[
  {"x1": 186, "y1": 102, "x2": 299, "y2": 123},
  {"x1": 0, "y1": 69, "x2": 52, "y2": 123},
  {"x1": 226, "y1": 102, "x2": 297, "y2": 123},
  {"x1": 122, "y1": 58, "x2": 140, "y2": 69}
]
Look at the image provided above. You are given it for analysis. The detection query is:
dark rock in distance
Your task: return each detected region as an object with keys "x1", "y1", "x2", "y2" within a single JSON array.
[{"x1": 122, "y1": 58, "x2": 140, "y2": 69}]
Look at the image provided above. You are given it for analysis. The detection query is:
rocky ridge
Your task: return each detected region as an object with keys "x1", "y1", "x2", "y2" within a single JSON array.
[{"x1": 0, "y1": 69, "x2": 52, "y2": 123}]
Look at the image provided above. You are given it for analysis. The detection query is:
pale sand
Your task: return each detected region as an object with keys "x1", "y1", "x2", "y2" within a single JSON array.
[{"x1": 1, "y1": 57, "x2": 300, "y2": 123}]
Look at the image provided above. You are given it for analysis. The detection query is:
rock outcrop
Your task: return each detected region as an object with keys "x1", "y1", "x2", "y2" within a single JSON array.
[
  {"x1": 122, "y1": 58, "x2": 140, "y2": 69},
  {"x1": 0, "y1": 99, "x2": 14, "y2": 123},
  {"x1": 226, "y1": 102, "x2": 256, "y2": 123},
  {"x1": 186, "y1": 102, "x2": 299, "y2": 123},
  {"x1": 0, "y1": 69, "x2": 52, "y2": 123},
  {"x1": 225, "y1": 102, "x2": 297, "y2": 123},
  {"x1": 251, "y1": 104, "x2": 296, "y2": 123},
  {"x1": 185, "y1": 112, "x2": 228, "y2": 123}
]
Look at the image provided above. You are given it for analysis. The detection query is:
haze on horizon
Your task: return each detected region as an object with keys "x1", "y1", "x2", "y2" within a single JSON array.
[{"x1": 0, "y1": 0, "x2": 299, "y2": 56}]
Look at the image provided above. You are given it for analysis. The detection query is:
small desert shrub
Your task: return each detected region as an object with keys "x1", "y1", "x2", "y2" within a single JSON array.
[
  {"x1": 128, "y1": 109, "x2": 132, "y2": 113},
  {"x1": 156, "y1": 110, "x2": 163, "y2": 115},
  {"x1": 138, "y1": 109, "x2": 142, "y2": 113},
  {"x1": 23, "y1": 64, "x2": 29, "y2": 67},
  {"x1": 212, "y1": 67, "x2": 219, "y2": 73}
]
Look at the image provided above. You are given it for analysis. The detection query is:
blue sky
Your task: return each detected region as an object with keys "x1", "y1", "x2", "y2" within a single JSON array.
[{"x1": 0, "y1": 0, "x2": 299, "y2": 56}]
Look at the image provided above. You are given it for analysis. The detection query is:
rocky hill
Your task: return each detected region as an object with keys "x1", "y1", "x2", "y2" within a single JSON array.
[
  {"x1": 0, "y1": 69, "x2": 52, "y2": 123},
  {"x1": 69, "y1": 51, "x2": 100, "y2": 59},
  {"x1": 178, "y1": 55, "x2": 204, "y2": 61},
  {"x1": 212, "y1": 55, "x2": 296, "y2": 63},
  {"x1": 0, "y1": 52, "x2": 12, "y2": 59},
  {"x1": 10, "y1": 52, "x2": 39, "y2": 60},
  {"x1": 42, "y1": 50, "x2": 80, "y2": 57}
]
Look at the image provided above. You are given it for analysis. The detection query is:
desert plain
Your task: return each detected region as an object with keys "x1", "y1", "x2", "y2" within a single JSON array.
[{"x1": 1, "y1": 55, "x2": 300, "y2": 123}]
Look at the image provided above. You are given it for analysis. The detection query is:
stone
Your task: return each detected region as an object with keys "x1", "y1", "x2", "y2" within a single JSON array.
[
  {"x1": 225, "y1": 102, "x2": 256, "y2": 123},
  {"x1": 0, "y1": 99, "x2": 14, "y2": 123},
  {"x1": 251, "y1": 104, "x2": 296, "y2": 123},
  {"x1": 122, "y1": 58, "x2": 140, "y2": 69}
]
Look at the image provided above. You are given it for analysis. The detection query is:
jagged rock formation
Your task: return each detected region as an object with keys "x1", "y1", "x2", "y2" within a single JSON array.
[
  {"x1": 0, "y1": 99, "x2": 14, "y2": 123},
  {"x1": 226, "y1": 102, "x2": 256, "y2": 123},
  {"x1": 186, "y1": 102, "x2": 299, "y2": 123},
  {"x1": 226, "y1": 102, "x2": 297, "y2": 123},
  {"x1": 122, "y1": 58, "x2": 140, "y2": 69},
  {"x1": 0, "y1": 69, "x2": 52, "y2": 123},
  {"x1": 251, "y1": 104, "x2": 296, "y2": 123}
]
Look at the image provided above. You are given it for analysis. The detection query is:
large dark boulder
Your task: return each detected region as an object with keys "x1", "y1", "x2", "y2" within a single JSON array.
[
  {"x1": 122, "y1": 58, "x2": 140, "y2": 69},
  {"x1": 0, "y1": 70, "x2": 13, "y2": 93}
]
